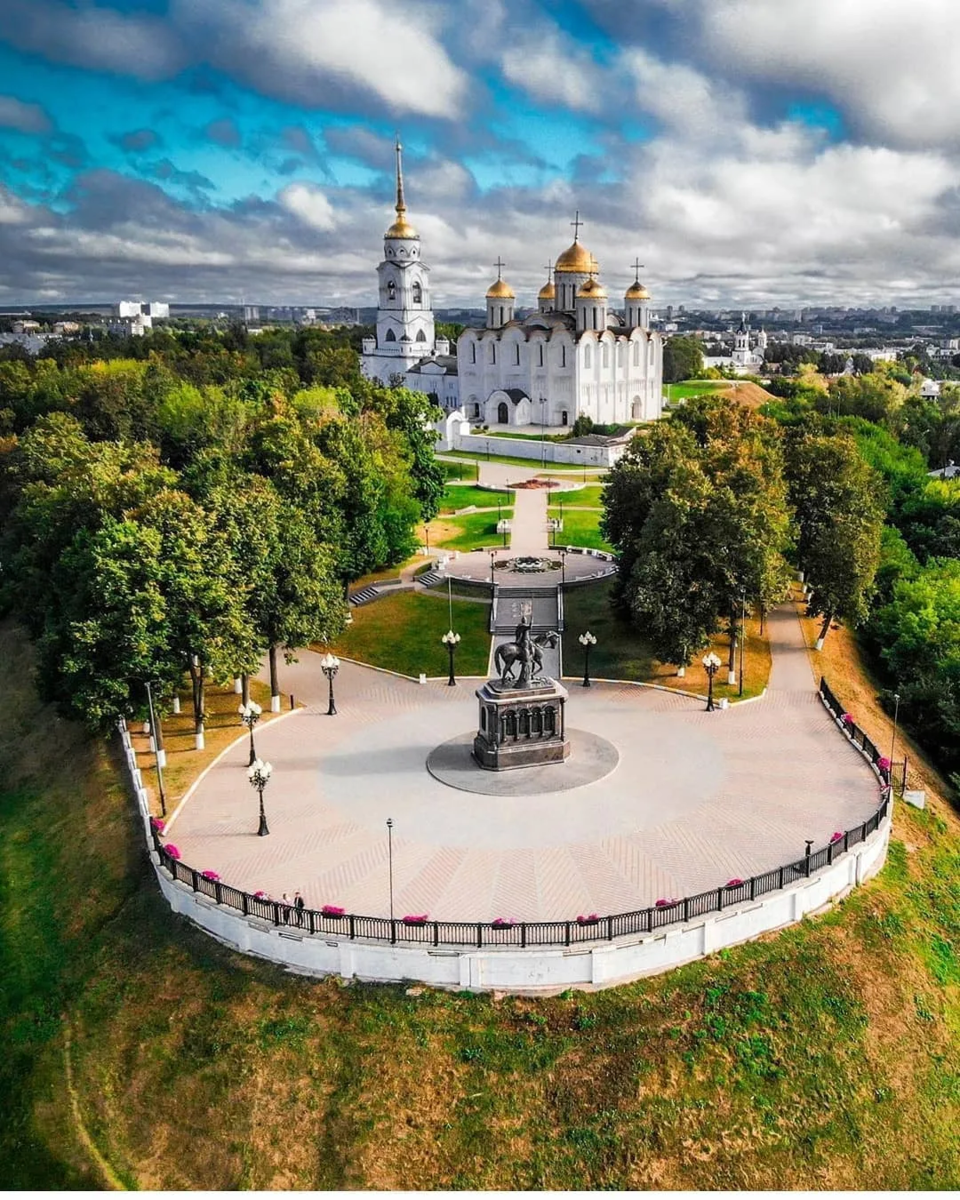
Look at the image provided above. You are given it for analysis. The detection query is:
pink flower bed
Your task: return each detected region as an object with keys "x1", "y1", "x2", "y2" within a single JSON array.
[
  {"x1": 841, "y1": 713, "x2": 854, "y2": 726},
  {"x1": 253, "y1": 890, "x2": 268, "y2": 900},
  {"x1": 150, "y1": 817, "x2": 165, "y2": 833},
  {"x1": 655, "y1": 898, "x2": 680, "y2": 908},
  {"x1": 321, "y1": 905, "x2": 346, "y2": 917},
  {"x1": 201, "y1": 870, "x2": 220, "y2": 881},
  {"x1": 492, "y1": 918, "x2": 515, "y2": 928},
  {"x1": 877, "y1": 756, "x2": 892, "y2": 771},
  {"x1": 830, "y1": 831, "x2": 844, "y2": 844},
  {"x1": 576, "y1": 913, "x2": 600, "y2": 925},
  {"x1": 164, "y1": 844, "x2": 180, "y2": 860},
  {"x1": 402, "y1": 914, "x2": 429, "y2": 925},
  {"x1": 725, "y1": 878, "x2": 744, "y2": 888}
]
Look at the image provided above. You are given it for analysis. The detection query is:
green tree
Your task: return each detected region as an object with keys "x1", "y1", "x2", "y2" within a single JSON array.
[
  {"x1": 784, "y1": 430, "x2": 884, "y2": 646},
  {"x1": 662, "y1": 336, "x2": 704, "y2": 384}
]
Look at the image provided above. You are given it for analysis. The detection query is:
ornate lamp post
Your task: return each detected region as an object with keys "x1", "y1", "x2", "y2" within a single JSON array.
[
  {"x1": 489, "y1": 548, "x2": 497, "y2": 585},
  {"x1": 702, "y1": 651, "x2": 722, "y2": 711},
  {"x1": 239, "y1": 699, "x2": 262, "y2": 767},
  {"x1": 248, "y1": 758, "x2": 272, "y2": 837},
  {"x1": 441, "y1": 629, "x2": 461, "y2": 686},
  {"x1": 889, "y1": 690, "x2": 901, "y2": 788},
  {"x1": 386, "y1": 817, "x2": 395, "y2": 924},
  {"x1": 320, "y1": 652, "x2": 340, "y2": 716},
  {"x1": 579, "y1": 631, "x2": 597, "y2": 687},
  {"x1": 559, "y1": 547, "x2": 567, "y2": 591}
]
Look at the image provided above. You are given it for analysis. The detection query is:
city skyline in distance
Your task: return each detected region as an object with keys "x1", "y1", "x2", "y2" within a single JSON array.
[{"x1": 2, "y1": 0, "x2": 960, "y2": 310}]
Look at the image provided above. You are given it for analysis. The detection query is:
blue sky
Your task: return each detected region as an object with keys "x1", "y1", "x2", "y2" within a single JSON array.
[{"x1": 1, "y1": 0, "x2": 960, "y2": 307}]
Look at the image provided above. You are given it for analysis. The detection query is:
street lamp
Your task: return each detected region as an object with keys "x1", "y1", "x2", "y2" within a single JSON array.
[
  {"x1": 248, "y1": 757, "x2": 272, "y2": 837},
  {"x1": 579, "y1": 631, "x2": 597, "y2": 687},
  {"x1": 144, "y1": 679, "x2": 167, "y2": 816},
  {"x1": 539, "y1": 396, "x2": 548, "y2": 468},
  {"x1": 239, "y1": 699, "x2": 262, "y2": 766},
  {"x1": 889, "y1": 691, "x2": 901, "y2": 787},
  {"x1": 489, "y1": 548, "x2": 497, "y2": 587},
  {"x1": 441, "y1": 629, "x2": 461, "y2": 686},
  {"x1": 320, "y1": 652, "x2": 340, "y2": 716},
  {"x1": 386, "y1": 817, "x2": 395, "y2": 925},
  {"x1": 702, "y1": 651, "x2": 722, "y2": 711},
  {"x1": 559, "y1": 548, "x2": 567, "y2": 591}
]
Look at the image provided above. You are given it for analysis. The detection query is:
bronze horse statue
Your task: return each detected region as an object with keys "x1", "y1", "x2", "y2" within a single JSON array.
[{"x1": 495, "y1": 630, "x2": 559, "y2": 686}]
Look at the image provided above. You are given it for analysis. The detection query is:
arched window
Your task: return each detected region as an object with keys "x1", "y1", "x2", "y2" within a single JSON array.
[
  {"x1": 412, "y1": 281, "x2": 422, "y2": 305},
  {"x1": 387, "y1": 280, "x2": 396, "y2": 301},
  {"x1": 602, "y1": 343, "x2": 610, "y2": 369},
  {"x1": 632, "y1": 396, "x2": 642, "y2": 420},
  {"x1": 538, "y1": 343, "x2": 544, "y2": 367},
  {"x1": 498, "y1": 401, "x2": 509, "y2": 424},
  {"x1": 416, "y1": 330, "x2": 426, "y2": 342},
  {"x1": 470, "y1": 342, "x2": 476, "y2": 364},
  {"x1": 489, "y1": 342, "x2": 496, "y2": 364},
  {"x1": 593, "y1": 307, "x2": 598, "y2": 329},
  {"x1": 584, "y1": 344, "x2": 592, "y2": 369},
  {"x1": 632, "y1": 341, "x2": 640, "y2": 367},
  {"x1": 385, "y1": 329, "x2": 396, "y2": 342},
  {"x1": 514, "y1": 343, "x2": 520, "y2": 365},
  {"x1": 561, "y1": 410, "x2": 568, "y2": 426},
  {"x1": 561, "y1": 344, "x2": 566, "y2": 368}
]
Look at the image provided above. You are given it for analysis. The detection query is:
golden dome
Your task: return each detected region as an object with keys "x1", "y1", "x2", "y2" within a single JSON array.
[
  {"x1": 555, "y1": 239, "x2": 598, "y2": 274},
  {"x1": 538, "y1": 279, "x2": 556, "y2": 300},
  {"x1": 577, "y1": 277, "x2": 607, "y2": 299},
  {"x1": 625, "y1": 281, "x2": 650, "y2": 300},
  {"x1": 385, "y1": 213, "x2": 418, "y2": 239},
  {"x1": 486, "y1": 278, "x2": 515, "y2": 299}
]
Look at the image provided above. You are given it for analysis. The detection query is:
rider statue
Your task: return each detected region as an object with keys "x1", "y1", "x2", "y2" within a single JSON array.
[{"x1": 509, "y1": 613, "x2": 536, "y2": 689}]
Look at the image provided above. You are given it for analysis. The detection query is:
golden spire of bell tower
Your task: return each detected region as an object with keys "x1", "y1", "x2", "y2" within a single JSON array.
[{"x1": 385, "y1": 133, "x2": 418, "y2": 239}]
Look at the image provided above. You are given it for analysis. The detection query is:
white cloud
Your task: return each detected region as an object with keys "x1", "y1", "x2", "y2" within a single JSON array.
[
  {"x1": 621, "y1": 48, "x2": 746, "y2": 137},
  {"x1": 0, "y1": 95, "x2": 53, "y2": 136},
  {"x1": 0, "y1": 0, "x2": 185, "y2": 81},
  {"x1": 0, "y1": 185, "x2": 31, "y2": 225},
  {"x1": 501, "y1": 30, "x2": 607, "y2": 113},
  {"x1": 279, "y1": 183, "x2": 338, "y2": 231},
  {"x1": 175, "y1": 0, "x2": 468, "y2": 119},
  {"x1": 700, "y1": 0, "x2": 960, "y2": 148}
]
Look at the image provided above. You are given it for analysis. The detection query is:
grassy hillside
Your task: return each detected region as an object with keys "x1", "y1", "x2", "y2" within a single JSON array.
[{"x1": 3, "y1": 618, "x2": 960, "y2": 1189}]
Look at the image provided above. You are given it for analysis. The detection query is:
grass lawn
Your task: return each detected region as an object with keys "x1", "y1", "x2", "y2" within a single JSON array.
[
  {"x1": 562, "y1": 580, "x2": 771, "y2": 701},
  {"x1": 664, "y1": 380, "x2": 731, "y2": 403},
  {"x1": 440, "y1": 458, "x2": 480, "y2": 482},
  {"x1": 350, "y1": 554, "x2": 419, "y2": 589},
  {"x1": 424, "y1": 509, "x2": 512, "y2": 552},
  {"x1": 550, "y1": 484, "x2": 606, "y2": 505},
  {"x1": 439, "y1": 483, "x2": 507, "y2": 513},
  {"x1": 327, "y1": 590, "x2": 490, "y2": 677},
  {"x1": 550, "y1": 506, "x2": 613, "y2": 552},
  {"x1": 6, "y1": 616, "x2": 960, "y2": 1188}
]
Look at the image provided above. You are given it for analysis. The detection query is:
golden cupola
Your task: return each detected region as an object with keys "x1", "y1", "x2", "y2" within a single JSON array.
[
  {"x1": 385, "y1": 139, "x2": 419, "y2": 240},
  {"x1": 538, "y1": 279, "x2": 556, "y2": 300},
  {"x1": 556, "y1": 240, "x2": 598, "y2": 274},
  {"x1": 625, "y1": 280, "x2": 650, "y2": 300},
  {"x1": 486, "y1": 277, "x2": 516, "y2": 299},
  {"x1": 577, "y1": 277, "x2": 607, "y2": 299}
]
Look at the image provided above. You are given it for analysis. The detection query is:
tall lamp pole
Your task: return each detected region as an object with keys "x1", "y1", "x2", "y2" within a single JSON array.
[
  {"x1": 144, "y1": 680, "x2": 167, "y2": 816},
  {"x1": 738, "y1": 592, "x2": 746, "y2": 697},
  {"x1": 889, "y1": 691, "x2": 901, "y2": 788},
  {"x1": 239, "y1": 699, "x2": 262, "y2": 767},
  {"x1": 441, "y1": 629, "x2": 461, "y2": 686},
  {"x1": 248, "y1": 758, "x2": 272, "y2": 837},
  {"x1": 320, "y1": 653, "x2": 340, "y2": 716},
  {"x1": 579, "y1": 631, "x2": 597, "y2": 687},
  {"x1": 703, "y1": 651, "x2": 721, "y2": 711},
  {"x1": 386, "y1": 817, "x2": 395, "y2": 923},
  {"x1": 559, "y1": 548, "x2": 567, "y2": 591}
]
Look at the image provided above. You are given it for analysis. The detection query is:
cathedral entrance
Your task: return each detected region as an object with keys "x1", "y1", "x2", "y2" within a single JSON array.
[{"x1": 497, "y1": 401, "x2": 509, "y2": 424}]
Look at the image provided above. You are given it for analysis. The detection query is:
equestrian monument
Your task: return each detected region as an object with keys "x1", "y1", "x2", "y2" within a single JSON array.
[{"x1": 473, "y1": 614, "x2": 569, "y2": 770}]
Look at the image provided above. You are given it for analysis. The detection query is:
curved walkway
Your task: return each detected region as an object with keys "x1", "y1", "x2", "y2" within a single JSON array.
[{"x1": 165, "y1": 603, "x2": 881, "y2": 924}]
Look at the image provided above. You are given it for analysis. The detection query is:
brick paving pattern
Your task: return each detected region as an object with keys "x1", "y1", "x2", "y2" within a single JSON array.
[{"x1": 166, "y1": 602, "x2": 882, "y2": 923}]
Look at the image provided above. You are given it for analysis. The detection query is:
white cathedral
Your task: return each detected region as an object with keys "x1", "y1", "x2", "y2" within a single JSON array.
[{"x1": 361, "y1": 143, "x2": 664, "y2": 429}]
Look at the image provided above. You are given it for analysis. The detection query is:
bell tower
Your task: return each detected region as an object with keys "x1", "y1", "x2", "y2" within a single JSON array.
[{"x1": 361, "y1": 138, "x2": 436, "y2": 384}]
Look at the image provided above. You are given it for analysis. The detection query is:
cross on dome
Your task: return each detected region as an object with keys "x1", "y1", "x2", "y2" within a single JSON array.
[
  {"x1": 494, "y1": 256, "x2": 506, "y2": 280},
  {"x1": 631, "y1": 257, "x2": 645, "y2": 282},
  {"x1": 570, "y1": 211, "x2": 583, "y2": 241}
]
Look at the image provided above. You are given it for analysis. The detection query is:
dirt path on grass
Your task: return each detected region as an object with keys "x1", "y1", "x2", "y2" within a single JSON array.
[{"x1": 63, "y1": 1022, "x2": 128, "y2": 1190}]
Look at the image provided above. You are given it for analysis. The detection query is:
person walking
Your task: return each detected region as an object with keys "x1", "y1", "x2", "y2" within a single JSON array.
[
  {"x1": 294, "y1": 890, "x2": 305, "y2": 927},
  {"x1": 281, "y1": 892, "x2": 292, "y2": 924}
]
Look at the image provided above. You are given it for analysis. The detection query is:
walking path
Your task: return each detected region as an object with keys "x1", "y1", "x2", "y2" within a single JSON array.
[{"x1": 166, "y1": 601, "x2": 881, "y2": 924}]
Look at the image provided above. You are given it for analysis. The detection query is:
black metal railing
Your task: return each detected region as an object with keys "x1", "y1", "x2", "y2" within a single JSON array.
[
  {"x1": 818, "y1": 676, "x2": 894, "y2": 782},
  {"x1": 152, "y1": 741, "x2": 888, "y2": 952}
]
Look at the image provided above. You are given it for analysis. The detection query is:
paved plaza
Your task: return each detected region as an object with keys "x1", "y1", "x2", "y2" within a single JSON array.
[{"x1": 165, "y1": 604, "x2": 882, "y2": 924}]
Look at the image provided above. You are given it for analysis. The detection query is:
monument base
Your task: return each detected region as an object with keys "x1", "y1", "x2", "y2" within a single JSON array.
[{"x1": 473, "y1": 678, "x2": 570, "y2": 770}]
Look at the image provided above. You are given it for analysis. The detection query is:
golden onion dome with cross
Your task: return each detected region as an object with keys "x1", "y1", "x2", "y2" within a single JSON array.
[
  {"x1": 577, "y1": 277, "x2": 607, "y2": 299},
  {"x1": 486, "y1": 277, "x2": 515, "y2": 299},
  {"x1": 625, "y1": 280, "x2": 650, "y2": 300},
  {"x1": 538, "y1": 279, "x2": 556, "y2": 300},
  {"x1": 556, "y1": 239, "x2": 598, "y2": 274}
]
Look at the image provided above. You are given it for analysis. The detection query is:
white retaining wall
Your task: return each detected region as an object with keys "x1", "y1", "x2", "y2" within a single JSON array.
[
  {"x1": 120, "y1": 719, "x2": 890, "y2": 993},
  {"x1": 455, "y1": 432, "x2": 627, "y2": 467}
]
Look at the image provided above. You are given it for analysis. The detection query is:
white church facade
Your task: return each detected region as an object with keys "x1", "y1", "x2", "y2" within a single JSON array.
[{"x1": 361, "y1": 149, "x2": 663, "y2": 428}]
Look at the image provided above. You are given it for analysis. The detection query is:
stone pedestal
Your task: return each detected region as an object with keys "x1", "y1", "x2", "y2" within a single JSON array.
[{"x1": 473, "y1": 679, "x2": 570, "y2": 770}]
